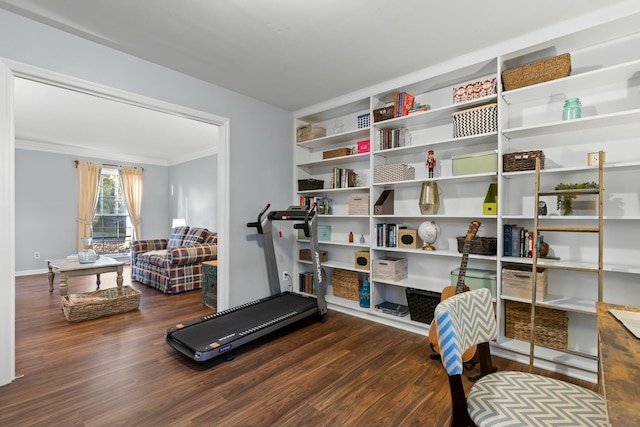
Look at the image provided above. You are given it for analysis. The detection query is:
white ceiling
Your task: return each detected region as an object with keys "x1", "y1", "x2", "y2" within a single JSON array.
[{"x1": 2, "y1": 0, "x2": 637, "y2": 164}]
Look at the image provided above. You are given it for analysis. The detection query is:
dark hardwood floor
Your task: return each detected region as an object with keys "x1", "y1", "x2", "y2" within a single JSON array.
[{"x1": 0, "y1": 267, "x2": 596, "y2": 426}]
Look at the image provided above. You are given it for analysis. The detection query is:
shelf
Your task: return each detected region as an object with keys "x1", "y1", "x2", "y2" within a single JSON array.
[
  {"x1": 373, "y1": 246, "x2": 497, "y2": 261},
  {"x1": 372, "y1": 172, "x2": 497, "y2": 187},
  {"x1": 502, "y1": 161, "x2": 640, "y2": 178},
  {"x1": 297, "y1": 186, "x2": 369, "y2": 195},
  {"x1": 502, "y1": 214, "x2": 640, "y2": 221},
  {"x1": 373, "y1": 132, "x2": 497, "y2": 157},
  {"x1": 376, "y1": 213, "x2": 499, "y2": 220},
  {"x1": 297, "y1": 152, "x2": 369, "y2": 168},
  {"x1": 501, "y1": 59, "x2": 640, "y2": 105},
  {"x1": 296, "y1": 127, "x2": 370, "y2": 149},
  {"x1": 501, "y1": 294, "x2": 597, "y2": 315},
  {"x1": 497, "y1": 339, "x2": 598, "y2": 371},
  {"x1": 297, "y1": 240, "x2": 369, "y2": 249},
  {"x1": 502, "y1": 257, "x2": 640, "y2": 274},
  {"x1": 374, "y1": 95, "x2": 497, "y2": 130},
  {"x1": 318, "y1": 214, "x2": 369, "y2": 219},
  {"x1": 502, "y1": 109, "x2": 640, "y2": 139}
]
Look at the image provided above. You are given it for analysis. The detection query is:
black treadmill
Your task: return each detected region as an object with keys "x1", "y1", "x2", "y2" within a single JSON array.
[{"x1": 165, "y1": 203, "x2": 327, "y2": 362}]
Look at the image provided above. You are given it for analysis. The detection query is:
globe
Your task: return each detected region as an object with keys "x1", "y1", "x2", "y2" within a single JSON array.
[{"x1": 418, "y1": 220, "x2": 438, "y2": 251}]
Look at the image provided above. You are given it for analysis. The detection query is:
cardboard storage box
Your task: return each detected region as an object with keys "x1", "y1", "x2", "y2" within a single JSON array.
[
  {"x1": 398, "y1": 229, "x2": 423, "y2": 249},
  {"x1": 452, "y1": 150, "x2": 497, "y2": 176},
  {"x1": 299, "y1": 249, "x2": 328, "y2": 263},
  {"x1": 502, "y1": 265, "x2": 547, "y2": 301},
  {"x1": 354, "y1": 251, "x2": 370, "y2": 270},
  {"x1": 450, "y1": 267, "x2": 497, "y2": 298},
  {"x1": 348, "y1": 194, "x2": 369, "y2": 215},
  {"x1": 323, "y1": 147, "x2": 352, "y2": 159},
  {"x1": 373, "y1": 256, "x2": 408, "y2": 281},
  {"x1": 297, "y1": 124, "x2": 326, "y2": 142}
]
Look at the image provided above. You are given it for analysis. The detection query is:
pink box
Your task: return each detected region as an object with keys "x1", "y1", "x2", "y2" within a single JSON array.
[{"x1": 357, "y1": 139, "x2": 370, "y2": 154}]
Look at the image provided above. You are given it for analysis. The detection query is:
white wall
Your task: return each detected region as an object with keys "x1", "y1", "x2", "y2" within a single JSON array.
[{"x1": 0, "y1": 9, "x2": 294, "y2": 386}]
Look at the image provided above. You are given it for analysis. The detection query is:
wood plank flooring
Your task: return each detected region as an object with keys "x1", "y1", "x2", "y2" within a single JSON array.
[{"x1": 0, "y1": 267, "x2": 596, "y2": 426}]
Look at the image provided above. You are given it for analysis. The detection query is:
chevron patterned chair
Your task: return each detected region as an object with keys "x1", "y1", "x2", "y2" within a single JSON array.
[{"x1": 434, "y1": 288, "x2": 607, "y2": 427}]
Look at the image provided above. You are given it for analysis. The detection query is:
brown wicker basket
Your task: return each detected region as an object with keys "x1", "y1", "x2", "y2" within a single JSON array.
[
  {"x1": 502, "y1": 53, "x2": 571, "y2": 91},
  {"x1": 298, "y1": 179, "x2": 324, "y2": 191},
  {"x1": 332, "y1": 268, "x2": 359, "y2": 301},
  {"x1": 61, "y1": 286, "x2": 141, "y2": 322},
  {"x1": 456, "y1": 236, "x2": 497, "y2": 255},
  {"x1": 406, "y1": 288, "x2": 441, "y2": 324},
  {"x1": 503, "y1": 150, "x2": 545, "y2": 172},
  {"x1": 505, "y1": 300, "x2": 568, "y2": 350},
  {"x1": 373, "y1": 106, "x2": 394, "y2": 122}
]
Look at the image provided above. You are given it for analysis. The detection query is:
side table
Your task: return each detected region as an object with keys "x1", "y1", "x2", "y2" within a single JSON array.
[{"x1": 202, "y1": 260, "x2": 217, "y2": 310}]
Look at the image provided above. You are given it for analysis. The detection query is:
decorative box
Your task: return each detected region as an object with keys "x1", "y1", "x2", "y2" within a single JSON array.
[
  {"x1": 398, "y1": 229, "x2": 423, "y2": 249},
  {"x1": 373, "y1": 256, "x2": 408, "y2": 281},
  {"x1": 357, "y1": 139, "x2": 370, "y2": 154},
  {"x1": 297, "y1": 124, "x2": 326, "y2": 142},
  {"x1": 453, "y1": 77, "x2": 497, "y2": 103},
  {"x1": 451, "y1": 103, "x2": 498, "y2": 138},
  {"x1": 502, "y1": 264, "x2": 548, "y2": 301},
  {"x1": 502, "y1": 53, "x2": 571, "y2": 91},
  {"x1": 505, "y1": 300, "x2": 567, "y2": 349},
  {"x1": 450, "y1": 267, "x2": 497, "y2": 298},
  {"x1": 354, "y1": 250, "x2": 370, "y2": 270},
  {"x1": 323, "y1": 147, "x2": 352, "y2": 159},
  {"x1": 299, "y1": 249, "x2": 328, "y2": 263},
  {"x1": 317, "y1": 225, "x2": 331, "y2": 241},
  {"x1": 374, "y1": 163, "x2": 415, "y2": 183},
  {"x1": 406, "y1": 288, "x2": 441, "y2": 324},
  {"x1": 332, "y1": 268, "x2": 360, "y2": 301},
  {"x1": 357, "y1": 113, "x2": 370, "y2": 128},
  {"x1": 348, "y1": 194, "x2": 369, "y2": 215},
  {"x1": 452, "y1": 150, "x2": 497, "y2": 176},
  {"x1": 297, "y1": 179, "x2": 324, "y2": 191},
  {"x1": 373, "y1": 106, "x2": 394, "y2": 122},
  {"x1": 503, "y1": 150, "x2": 545, "y2": 172}
]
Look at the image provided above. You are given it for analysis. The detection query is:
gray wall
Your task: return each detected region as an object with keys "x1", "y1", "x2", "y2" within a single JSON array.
[
  {"x1": 14, "y1": 148, "x2": 170, "y2": 272},
  {"x1": 1, "y1": 8, "x2": 294, "y2": 307},
  {"x1": 169, "y1": 154, "x2": 217, "y2": 232}
]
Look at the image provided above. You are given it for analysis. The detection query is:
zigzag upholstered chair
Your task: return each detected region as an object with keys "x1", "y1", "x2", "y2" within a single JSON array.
[{"x1": 434, "y1": 288, "x2": 607, "y2": 427}]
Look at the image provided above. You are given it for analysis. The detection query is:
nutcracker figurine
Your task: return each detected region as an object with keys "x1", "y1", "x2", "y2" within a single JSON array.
[{"x1": 426, "y1": 150, "x2": 436, "y2": 178}]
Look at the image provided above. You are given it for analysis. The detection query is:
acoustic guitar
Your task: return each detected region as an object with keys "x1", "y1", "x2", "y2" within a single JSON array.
[{"x1": 428, "y1": 220, "x2": 481, "y2": 362}]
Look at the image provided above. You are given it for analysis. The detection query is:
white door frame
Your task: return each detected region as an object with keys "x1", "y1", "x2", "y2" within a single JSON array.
[{"x1": 0, "y1": 58, "x2": 231, "y2": 386}]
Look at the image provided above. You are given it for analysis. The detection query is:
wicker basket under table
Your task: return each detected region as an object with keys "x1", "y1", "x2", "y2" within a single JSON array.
[
  {"x1": 503, "y1": 150, "x2": 545, "y2": 172},
  {"x1": 61, "y1": 285, "x2": 141, "y2": 322},
  {"x1": 505, "y1": 300, "x2": 568, "y2": 350}
]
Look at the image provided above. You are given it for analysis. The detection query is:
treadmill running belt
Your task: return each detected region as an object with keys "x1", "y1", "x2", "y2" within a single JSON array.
[{"x1": 169, "y1": 292, "x2": 318, "y2": 352}]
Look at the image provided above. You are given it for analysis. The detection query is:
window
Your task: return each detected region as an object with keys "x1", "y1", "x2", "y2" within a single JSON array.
[{"x1": 92, "y1": 168, "x2": 132, "y2": 255}]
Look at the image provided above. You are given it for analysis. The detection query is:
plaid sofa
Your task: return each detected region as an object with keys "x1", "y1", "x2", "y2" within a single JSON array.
[{"x1": 131, "y1": 226, "x2": 218, "y2": 294}]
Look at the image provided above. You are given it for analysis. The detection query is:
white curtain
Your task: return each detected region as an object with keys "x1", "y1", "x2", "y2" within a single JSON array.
[
  {"x1": 76, "y1": 161, "x2": 101, "y2": 251},
  {"x1": 120, "y1": 166, "x2": 143, "y2": 240}
]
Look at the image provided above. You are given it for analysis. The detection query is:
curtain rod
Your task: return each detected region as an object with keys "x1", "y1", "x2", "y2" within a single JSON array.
[{"x1": 74, "y1": 160, "x2": 143, "y2": 171}]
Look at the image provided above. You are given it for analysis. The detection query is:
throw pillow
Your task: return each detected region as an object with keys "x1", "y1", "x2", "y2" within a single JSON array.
[
  {"x1": 182, "y1": 227, "x2": 209, "y2": 246},
  {"x1": 167, "y1": 226, "x2": 189, "y2": 248}
]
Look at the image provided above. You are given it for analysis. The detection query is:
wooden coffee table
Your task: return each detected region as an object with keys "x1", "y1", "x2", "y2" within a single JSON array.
[{"x1": 47, "y1": 257, "x2": 124, "y2": 296}]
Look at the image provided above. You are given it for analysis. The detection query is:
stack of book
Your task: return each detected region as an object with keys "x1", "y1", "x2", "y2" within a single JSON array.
[
  {"x1": 393, "y1": 92, "x2": 415, "y2": 117},
  {"x1": 504, "y1": 224, "x2": 542, "y2": 258},
  {"x1": 298, "y1": 272, "x2": 315, "y2": 294},
  {"x1": 332, "y1": 167, "x2": 357, "y2": 188},
  {"x1": 376, "y1": 223, "x2": 399, "y2": 248}
]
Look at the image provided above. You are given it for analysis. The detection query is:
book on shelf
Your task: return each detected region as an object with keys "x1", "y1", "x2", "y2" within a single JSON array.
[
  {"x1": 332, "y1": 167, "x2": 357, "y2": 189},
  {"x1": 376, "y1": 223, "x2": 398, "y2": 248},
  {"x1": 299, "y1": 272, "x2": 315, "y2": 294},
  {"x1": 393, "y1": 92, "x2": 415, "y2": 117},
  {"x1": 375, "y1": 301, "x2": 409, "y2": 317}
]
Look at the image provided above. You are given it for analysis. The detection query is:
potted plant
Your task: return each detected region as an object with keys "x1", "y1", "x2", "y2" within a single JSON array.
[{"x1": 555, "y1": 181, "x2": 599, "y2": 215}]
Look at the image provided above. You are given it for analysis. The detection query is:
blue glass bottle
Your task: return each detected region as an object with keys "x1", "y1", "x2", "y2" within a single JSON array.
[
  {"x1": 563, "y1": 98, "x2": 581, "y2": 120},
  {"x1": 359, "y1": 274, "x2": 370, "y2": 308}
]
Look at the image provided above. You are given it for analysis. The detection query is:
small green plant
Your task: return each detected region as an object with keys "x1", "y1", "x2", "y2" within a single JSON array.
[{"x1": 555, "y1": 181, "x2": 598, "y2": 215}]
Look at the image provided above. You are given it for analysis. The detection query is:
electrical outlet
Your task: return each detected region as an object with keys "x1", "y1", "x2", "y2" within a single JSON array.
[
  {"x1": 34, "y1": 252, "x2": 40, "y2": 259},
  {"x1": 282, "y1": 271, "x2": 289, "y2": 281},
  {"x1": 587, "y1": 151, "x2": 604, "y2": 166}
]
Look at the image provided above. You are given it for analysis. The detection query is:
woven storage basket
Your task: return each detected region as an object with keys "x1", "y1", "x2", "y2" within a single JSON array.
[
  {"x1": 451, "y1": 103, "x2": 498, "y2": 138},
  {"x1": 298, "y1": 179, "x2": 324, "y2": 191},
  {"x1": 332, "y1": 268, "x2": 359, "y2": 301},
  {"x1": 502, "y1": 53, "x2": 571, "y2": 91},
  {"x1": 373, "y1": 106, "x2": 394, "y2": 122},
  {"x1": 406, "y1": 288, "x2": 441, "y2": 324},
  {"x1": 503, "y1": 150, "x2": 545, "y2": 172},
  {"x1": 61, "y1": 286, "x2": 141, "y2": 322},
  {"x1": 456, "y1": 236, "x2": 497, "y2": 255},
  {"x1": 505, "y1": 300, "x2": 568, "y2": 350},
  {"x1": 374, "y1": 163, "x2": 415, "y2": 183}
]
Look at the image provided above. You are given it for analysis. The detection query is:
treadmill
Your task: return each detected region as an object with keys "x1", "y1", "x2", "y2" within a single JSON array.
[{"x1": 165, "y1": 203, "x2": 327, "y2": 362}]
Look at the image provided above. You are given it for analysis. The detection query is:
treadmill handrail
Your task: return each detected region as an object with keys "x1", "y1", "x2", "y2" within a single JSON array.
[{"x1": 246, "y1": 203, "x2": 271, "y2": 234}]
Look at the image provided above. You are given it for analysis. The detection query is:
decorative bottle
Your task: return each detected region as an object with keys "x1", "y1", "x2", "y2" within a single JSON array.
[
  {"x1": 562, "y1": 98, "x2": 581, "y2": 120},
  {"x1": 78, "y1": 237, "x2": 99, "y2": 263},
  {"x1": 359, "y1": 274, "x2": 370, "y2": 308}
]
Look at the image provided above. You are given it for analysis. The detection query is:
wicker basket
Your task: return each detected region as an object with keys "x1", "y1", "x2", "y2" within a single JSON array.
[
  {"x1": 406, "y1": 288, "x2": 441, "y2": 324},
  {"x1": 505, "y1": 300, "x2": 568, "y2": 350},
  {"x1": 61, "y1": 286, "x2": 141, "y2": 322},
  {"x1": 503, "y1": 150, "x2": 545, "y2": 172},
  {"x1": 332, "y1": 268, "x2": 359, "y2": 301},
  {"x1": 298, "y1": 179, "x2": 324, "y2": 191},
  {"x1": 373, "y1": 106, "x2": 394, "y2": 122},
  {"x1": 374, "y1": 163, "x2": 415, "y2": 183},
  {"x1": 456, "y1": 236, "x2": 497, "y2": 256},
  {"x1": 502, "y1": 53, "x2": 571, "y2": 91},
  {"x1": 451, "y1": 103, "x2": 498, "y2": 138}
]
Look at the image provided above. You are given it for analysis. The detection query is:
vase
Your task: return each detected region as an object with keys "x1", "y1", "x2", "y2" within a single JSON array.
[
  {"x1": 419, "y1": 181, "x2": 440, "y2": 214},
  {"x1": 78, "y1": 237, "x2": 99, "y2": 263}
]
